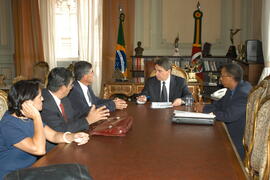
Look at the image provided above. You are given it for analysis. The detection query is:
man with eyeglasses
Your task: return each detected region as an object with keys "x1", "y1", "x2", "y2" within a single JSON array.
[
  {"x1": 41, "y1": 67, "x2": 110, "y2": 151},
  {"x1": 195, "y1": 63, "x2": 252, "y2": 159},
  {"x1": 68, "y1": 61, "x2": 127, "y2": 118}
]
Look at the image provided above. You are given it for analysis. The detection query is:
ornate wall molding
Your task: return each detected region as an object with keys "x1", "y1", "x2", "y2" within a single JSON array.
[{"x1": 135, "y1": 0, "x2": 254, "y2": 56}]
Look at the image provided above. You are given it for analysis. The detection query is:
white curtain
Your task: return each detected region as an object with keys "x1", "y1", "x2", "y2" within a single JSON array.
[
  {"x1": 259, "y1": 0, "x2": 270, "y2": 82},
  {"x1": 39, "y1": 0, "x2": 57, "y2": 69},
  {"x1": 78, "y1": 0, "x2": 103, "y2": 96}
]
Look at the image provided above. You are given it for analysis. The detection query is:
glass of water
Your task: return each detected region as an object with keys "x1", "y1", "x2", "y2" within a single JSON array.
[{"x1": 185, "y1": 95, "x2": 194, "y2": 107}]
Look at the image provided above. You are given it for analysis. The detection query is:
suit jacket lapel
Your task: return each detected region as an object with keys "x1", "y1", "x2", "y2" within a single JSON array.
[
  {"x1": 153, "y1": 78, "x2": 161, "y2": 101},
  {"x1": 169, "y1": 75, "x2": 175, "y2": 101},
  {"x1": 74, "y1": 81, "x2": 89, "y2": 105},
  {"x1": 44, "y1": 89, "x2": 62, "y2": 116}
]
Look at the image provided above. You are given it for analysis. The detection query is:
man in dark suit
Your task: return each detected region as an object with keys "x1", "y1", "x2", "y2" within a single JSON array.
[
  {"x1": 41, "y1": 67, "x2": 109, "y2": 151},
  {"x1": 137, "y1": 57, "x2": 191, "y2": 106},
  {"x1": 68, "y1": 61, "x2": 127, "y2": 118},
  {"x1": 195, "y1": 63, "x2": 252, "y2": 159}
]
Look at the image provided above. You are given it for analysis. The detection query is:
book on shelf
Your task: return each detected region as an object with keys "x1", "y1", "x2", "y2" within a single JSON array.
[
  {"x1": 134, "y1": 57, "x2": 144, "y2": 71},
  {"x1": 132, "y1": 71, "x2": 144, "y2": 77},
  {"x1": 133, "y1": 77, "x2": 144, "y2": 83}
]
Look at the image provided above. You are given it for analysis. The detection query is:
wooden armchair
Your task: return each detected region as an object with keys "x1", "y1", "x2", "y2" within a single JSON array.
[
  {"x1": 33, "y1": 61, "x2": 49, "y2": 87},
  {"x1": 149, "y1": 65, "x2": 188, "y2": 80},
  {"x1": 0, "y1": 90, "x2": 8, "y2": 119},
  {"x1": 249, "y1": 96, "x2": 270, "y2": 179}
]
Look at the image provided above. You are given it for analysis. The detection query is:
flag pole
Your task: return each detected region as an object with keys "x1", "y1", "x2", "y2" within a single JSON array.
[
  {"x1": 114, "y1": 6, "x2": 128, "y2": 81},
  {"x1": 191, "y1": 1, "x2": 203, "y2": 80}
]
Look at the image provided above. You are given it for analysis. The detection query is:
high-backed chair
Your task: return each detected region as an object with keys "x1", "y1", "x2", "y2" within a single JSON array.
[
  {"x1": 244, "y1": 79, "x2": 269, "y2": 173},
  {"x1": 0, "y1": 90, "x2": 8, "y2": 120},
  {"x1": 150, "y1": 65, "x2": 188, "y2": 80},
  {"x1": 12, "y1": 75, "x2": 27, "y2": 84},
  {"x1": 33, "y1": 61, "x2": 49, "y2": 87},
  {"x1": 249, "y1": 95, "x2": 270, "y2": 179}
]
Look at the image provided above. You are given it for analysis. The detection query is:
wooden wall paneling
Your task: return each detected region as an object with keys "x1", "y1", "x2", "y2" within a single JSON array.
[{"x1": 102, "y1": 0, "x2": 135, "y2": 85}]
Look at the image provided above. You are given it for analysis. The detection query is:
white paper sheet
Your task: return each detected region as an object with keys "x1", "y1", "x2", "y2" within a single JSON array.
[
  {"x1": 151, "y1": 102, "x2": 173, "y2": 109},
  {"x1": 173, "y1": 110, "x2": 215, "y2": 119}
]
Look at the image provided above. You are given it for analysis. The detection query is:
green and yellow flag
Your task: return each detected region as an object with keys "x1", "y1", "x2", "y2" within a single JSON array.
[{"x1": 115, "y1": 13, "x2": 127, "y2": 78}]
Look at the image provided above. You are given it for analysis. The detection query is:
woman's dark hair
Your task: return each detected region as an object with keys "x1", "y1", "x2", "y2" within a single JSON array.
[{"x1": 8, "y1": 79, "x2": 41, "y2": 117}]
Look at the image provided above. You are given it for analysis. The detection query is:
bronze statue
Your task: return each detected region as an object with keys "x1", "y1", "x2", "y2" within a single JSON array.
[
  {"x1": 135, "y1": 41, "x2": 144, "y2": 57},
  {"x1": 230, "y1": 29, "x2": 241, "y2": 45},
  {"x1": 173, "y1": 34, "x2": 180, "y2": 56}
]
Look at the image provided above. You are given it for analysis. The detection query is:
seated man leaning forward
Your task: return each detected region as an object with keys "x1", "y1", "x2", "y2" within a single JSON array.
[
  {"x1": 137, "y1": 57, "x2": 191, "y2": 106},
  {"x1": 0, "y1": 80, "x2": 89, "y2": 179},
  {"x1": 68, "y1": 61, "x2": 127, "y2": 118},
  {"x1": 41, "y1": 67, "x2": 109, "y2": 151},
  {"x1": 194, "y1": 63, "x2": 252, "y2": 160}
]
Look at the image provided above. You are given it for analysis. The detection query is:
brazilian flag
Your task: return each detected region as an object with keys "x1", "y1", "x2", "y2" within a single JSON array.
[{"x1": 115, "y1": 13, "x2": 127, "y2": 77}]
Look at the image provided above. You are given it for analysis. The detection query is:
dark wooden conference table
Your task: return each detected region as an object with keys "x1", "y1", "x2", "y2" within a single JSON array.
[{"x1": 33, "y1": 102, "x2": 247, "y2": 180}]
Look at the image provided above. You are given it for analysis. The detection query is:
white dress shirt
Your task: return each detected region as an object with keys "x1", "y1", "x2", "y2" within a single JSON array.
[
  {"x1": 49, "y1": 90, "x2": 63, "y2": 113},
  {"x1": 78, "y1": 81, "x2": 92, "y2": 106}
]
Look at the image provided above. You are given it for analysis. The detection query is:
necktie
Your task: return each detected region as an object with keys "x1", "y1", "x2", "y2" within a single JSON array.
[
  {"x1": 59, "y1": 103, "x2": 68, "y2": 121},
  {"x1": 161, "y1": 81, "x2": 167, "y2": 102},
  {"x1": 87, "y1": 90, "x2": 92, "y2": 102}
]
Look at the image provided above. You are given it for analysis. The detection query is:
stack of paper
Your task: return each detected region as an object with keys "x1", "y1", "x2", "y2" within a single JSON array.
[
  {"x1": 150, "y1": 102, "x2": 173, "y2": 109},
  {"x1": 172, "y1": 110, "x2": 215, "y2": 125}
]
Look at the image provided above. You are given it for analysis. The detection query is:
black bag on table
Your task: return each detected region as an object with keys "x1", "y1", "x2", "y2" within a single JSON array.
[{"x1": 4, "y1": 163, "x2": 93, "y2": 180}]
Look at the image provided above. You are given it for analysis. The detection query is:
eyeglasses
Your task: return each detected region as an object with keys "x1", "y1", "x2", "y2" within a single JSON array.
[{"x1": 89, "y1": 69, "x2": 94, "y2": 74}]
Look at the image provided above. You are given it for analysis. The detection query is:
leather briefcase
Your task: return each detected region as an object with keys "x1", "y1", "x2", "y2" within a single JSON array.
[
  {"x1": 90, "y1": 116, "x2": 133, "y2": 136},
  {"x1": 4, "y1": 163, "x2": 93, "y2": 180}
]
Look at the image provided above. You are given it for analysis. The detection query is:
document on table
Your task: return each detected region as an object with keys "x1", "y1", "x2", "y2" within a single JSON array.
[
  {"x1": 173, "y1": 110, "x2": 216, "y2": 119},
  {"x1": 151, "y1": 102, "x2": 173, "y2": 109}
]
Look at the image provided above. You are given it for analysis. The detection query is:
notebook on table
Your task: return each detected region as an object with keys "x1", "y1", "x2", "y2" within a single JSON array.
[{"x1": 171, "y1": 110, "x2": 215, "y2": 125}]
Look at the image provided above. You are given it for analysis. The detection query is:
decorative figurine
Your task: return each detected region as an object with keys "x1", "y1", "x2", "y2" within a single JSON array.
[
  {"x1": 173, "y1": 34, "x2": 180, "y2": 56},
  {"x1": 226, "y1": 28, "x2": 241, "y2": 59},
  {"x1": 237, "y1": 43, "x2": 246, "y2": 61},
  {"x1": 186, "y1": 65, "x2": 197, "y2": 83}
]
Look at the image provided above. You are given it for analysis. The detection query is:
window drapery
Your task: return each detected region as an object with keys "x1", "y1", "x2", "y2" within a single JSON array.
[
  {"x1": 12, "y1": 0, "x2": 44, "y2": 78},
  {"x1": 78, "y1": 0, "x2": 103, "y2": 95},
  {"x1": 39, "y1": 0, "x2": 103, "y2": 95},
  {"x1": 39, "y1": 0, "x2": 57, "y2": 70}
]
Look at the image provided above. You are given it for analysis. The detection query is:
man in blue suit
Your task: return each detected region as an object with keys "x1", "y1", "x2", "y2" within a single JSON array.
[
  {"x1": 195, "y1": 63, "x2": 252, "y2": 159},
  {"x1": 68, "y1": 61, "x2": 127, "y2": 118},
  {"x1": 137, "y1": 57, "x2": 191, "y2": 106}
]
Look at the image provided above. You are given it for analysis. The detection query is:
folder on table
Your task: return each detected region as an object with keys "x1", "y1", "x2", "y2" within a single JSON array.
[{"x1": 171, "y1": 110, "x2": 215, "y2": 125}]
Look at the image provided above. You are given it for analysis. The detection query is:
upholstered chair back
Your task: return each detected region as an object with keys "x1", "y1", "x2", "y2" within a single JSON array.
[
  {"x1": 250, "y1": 96, "x2": 270, "y2": 179},
  {"x1": 33, "y1": 61, "x2": 49, "y2": 87},
  {"x1": 12, "y1": 75, "x2": 27, "y2": 84},
  {"x1": 0, "y1": 90, "x2": 8, "y2": 120},
  {"x1": 150, "y1": 65, "x2": 188, "y2": 81},
  {"x1": 244, "y1": 80, "x2": 269, "y2": 172}
]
